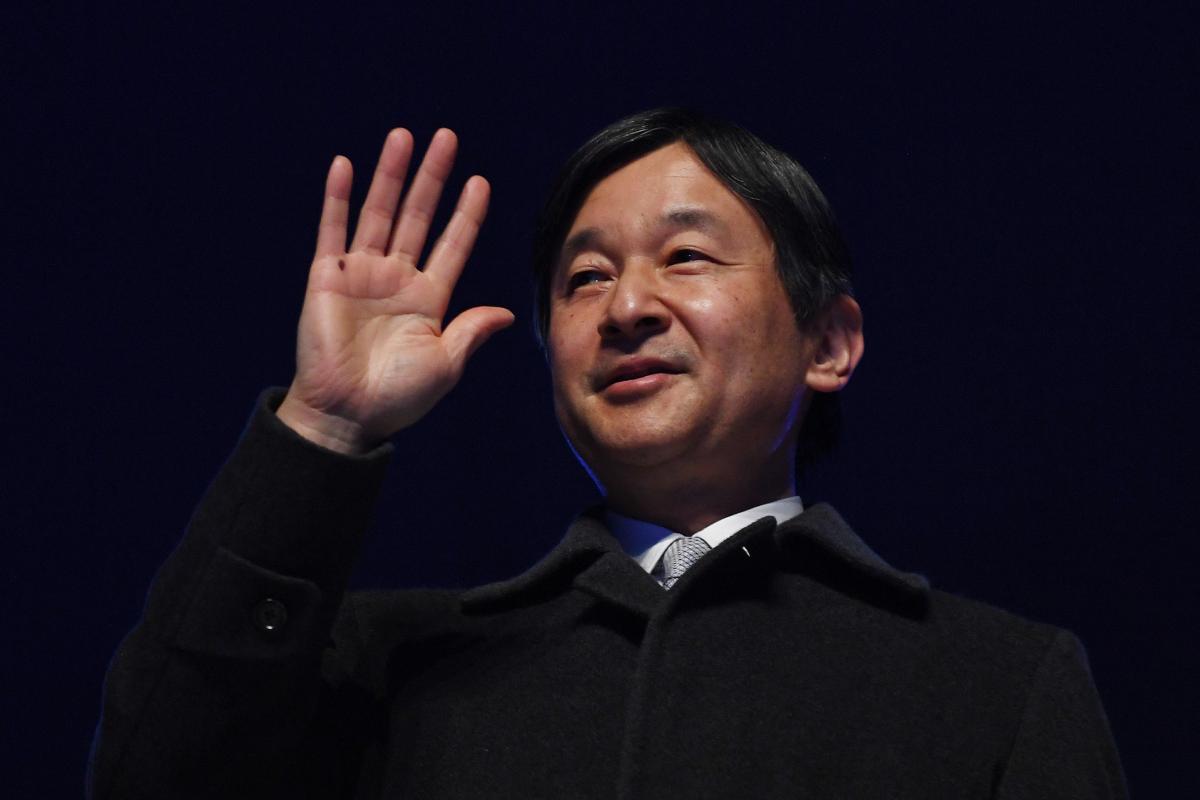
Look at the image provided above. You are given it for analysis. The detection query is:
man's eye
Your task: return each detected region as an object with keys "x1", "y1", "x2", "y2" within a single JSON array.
[
  {"x1": 567, "y1": 270, "x2": 606, "y2": 292},
  {"x1": 669, "y1": 248, "x2": 708, "y2": 264}
]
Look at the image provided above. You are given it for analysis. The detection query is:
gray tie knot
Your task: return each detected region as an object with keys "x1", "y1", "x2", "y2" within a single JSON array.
[{"x1": 661, "y1": 536, "x2": 712, "y2": 590}]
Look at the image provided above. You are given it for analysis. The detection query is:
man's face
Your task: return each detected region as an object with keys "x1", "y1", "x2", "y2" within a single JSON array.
[{"x1": 547, "y1": 142, "x2": 815, "y2": 483}]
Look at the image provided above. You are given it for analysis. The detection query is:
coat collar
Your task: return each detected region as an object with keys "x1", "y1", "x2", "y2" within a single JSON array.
[
  {"x1": 460, "y1": 509, "x2": 619, "y2": 611},
  {"x1": 772, "y1": 503, "x2": 930, "y2": 598},
  {"x1": 461, "y1": 503, "x2": 928, "y2": 614}
]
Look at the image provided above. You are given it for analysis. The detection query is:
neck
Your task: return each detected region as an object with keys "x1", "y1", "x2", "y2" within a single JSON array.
[{"x1": 598, "y1": 449, "x2": 797, "y2": 534}]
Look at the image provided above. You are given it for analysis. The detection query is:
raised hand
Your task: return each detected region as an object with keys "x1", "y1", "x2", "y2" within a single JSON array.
[{"x1": 276, "y1": 129, "x2": 515, "y2": 454}]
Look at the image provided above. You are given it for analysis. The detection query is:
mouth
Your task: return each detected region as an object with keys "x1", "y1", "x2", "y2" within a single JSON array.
[{"x1": 600, "y1": 359, "x2": 685, "y2": 390}]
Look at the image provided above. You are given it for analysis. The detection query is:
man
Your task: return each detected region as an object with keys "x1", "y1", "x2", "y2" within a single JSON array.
[{"x1": 90, "y1": 109, "x2": 1126, "y2": 798}]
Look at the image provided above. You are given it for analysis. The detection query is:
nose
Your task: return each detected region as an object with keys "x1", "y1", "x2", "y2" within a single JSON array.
[{"x1": 597, "y1": 264, "x2": 670, "y2": 341}]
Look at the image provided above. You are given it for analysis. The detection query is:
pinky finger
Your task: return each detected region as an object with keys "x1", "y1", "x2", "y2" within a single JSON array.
[{"x1": 315, "y1": 155, "x2": 353, "y2": 259}]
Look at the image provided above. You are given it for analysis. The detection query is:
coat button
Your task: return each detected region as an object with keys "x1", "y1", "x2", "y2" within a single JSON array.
[{"x1": 253, "y1": 598, "x2": 288, "y2": 633}]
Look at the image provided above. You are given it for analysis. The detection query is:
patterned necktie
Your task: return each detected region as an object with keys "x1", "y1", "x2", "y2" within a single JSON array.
[{"x1": 661, "y1": 535, "x2": 712, "y2": 590}]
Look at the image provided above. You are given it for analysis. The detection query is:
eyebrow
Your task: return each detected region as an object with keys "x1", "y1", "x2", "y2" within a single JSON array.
[
  {"x1": 559, "y1": 228, "x2": 606, "y2": 265},
  {"x1": 558, "y1": 205, "x2": 730, "y2": 265},
  {"x1": 660, "y1": 205, "x2": 728, "y2": 237}
]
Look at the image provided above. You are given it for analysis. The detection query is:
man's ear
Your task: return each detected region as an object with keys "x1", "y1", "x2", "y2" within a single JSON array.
[{"x1": 805, "y1": 295, "x2": 864, "y2": 393}]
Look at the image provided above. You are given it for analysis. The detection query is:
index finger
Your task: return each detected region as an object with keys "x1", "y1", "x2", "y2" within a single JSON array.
[{"x1": 425, "y1": 175, "x2": 490, "y2": 290}]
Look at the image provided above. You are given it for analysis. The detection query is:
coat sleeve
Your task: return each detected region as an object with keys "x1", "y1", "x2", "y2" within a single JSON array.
[
  {"x1": 88, "y1": 389, "x2": 394, "y2": 800},
  {"x1": 994, "y1": 629, "x2": 1129, "y2": 799}
]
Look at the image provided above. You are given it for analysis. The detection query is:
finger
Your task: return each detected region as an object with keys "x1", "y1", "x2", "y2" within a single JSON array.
[
  {"x1": 441, "y1": 305, "x2": 516, "y2": 371},
  {"x1": 389, "y1": 128, "x2": 458, "y2": 260},
  {"x1": 349, "y1": 128, "x2": 414, "y2": 254},
  {"x1": 425, "y1": 175, "x2": 490, "y2": 289},
  {"x1": 315, "y1": 155, "x2": 353, "y2": 259}
]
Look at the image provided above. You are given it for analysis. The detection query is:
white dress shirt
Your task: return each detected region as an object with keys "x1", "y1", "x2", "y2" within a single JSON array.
[{"x1": 606, "y1": 497, "x2": 805, "y2": 585}]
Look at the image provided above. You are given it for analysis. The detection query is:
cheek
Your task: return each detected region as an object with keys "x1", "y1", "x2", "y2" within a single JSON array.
[
  {"x1": 702, "y1": 296, "x2": 807, "y2": 397},
  {"x1": 681, "y1": 288, "x2": 761, "y2": 360},
  {"x1": 547, "y1": 313, "x2": 577, "y2": 367},
  {"x1": 547, "y1": 320, "x2": 591, "y2": 401}
]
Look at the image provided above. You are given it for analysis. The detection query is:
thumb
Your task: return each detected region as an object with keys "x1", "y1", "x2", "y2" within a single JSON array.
[{"x1": 442, "y1": 305, "x2": 516, "y2": 370}]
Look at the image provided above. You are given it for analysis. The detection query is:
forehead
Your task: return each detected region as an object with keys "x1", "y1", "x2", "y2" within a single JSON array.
[{"x1": 563, "y1": 142, "x2": 769, "y2": 246}]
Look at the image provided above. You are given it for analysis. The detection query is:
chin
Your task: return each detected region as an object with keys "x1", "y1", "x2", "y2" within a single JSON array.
[
  {"x1": 575, "y1": 423, "x2": 699, "y2": 470},
  {"x1": 556, "y1": 394, "x2": 708, "y2": 468}
]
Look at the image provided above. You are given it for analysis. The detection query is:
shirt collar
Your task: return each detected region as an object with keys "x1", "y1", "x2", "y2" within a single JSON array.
[
  {"x1": 460, "y1": 502, "x2": 929, "y2": 615},
  {"x1": 606, "y1": 496, "x2": 805, "y2": 574}
]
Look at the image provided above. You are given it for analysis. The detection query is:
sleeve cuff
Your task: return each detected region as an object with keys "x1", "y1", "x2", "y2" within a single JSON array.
[{"x1": 185, "y1": 387, "x2": 394, "y2": 595}]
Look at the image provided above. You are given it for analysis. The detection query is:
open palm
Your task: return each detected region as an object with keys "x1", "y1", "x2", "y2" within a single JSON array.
[{"x1": 278, "y1": 129, "x2": 514, "y2": 453}]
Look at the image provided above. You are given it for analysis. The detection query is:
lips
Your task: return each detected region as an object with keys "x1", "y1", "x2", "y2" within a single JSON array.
[{"x1": 600, "y1": 358, "x2": 684, "y2": 390}]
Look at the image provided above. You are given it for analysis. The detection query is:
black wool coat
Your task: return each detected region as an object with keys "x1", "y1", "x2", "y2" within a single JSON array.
[{"x1": 89, "y1": 390, "x2": 1127, "y2": 799}]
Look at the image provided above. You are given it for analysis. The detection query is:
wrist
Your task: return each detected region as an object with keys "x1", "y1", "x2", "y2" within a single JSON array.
[{"x1": 276, "y1": 393, "x2": 376, "y2": 455}]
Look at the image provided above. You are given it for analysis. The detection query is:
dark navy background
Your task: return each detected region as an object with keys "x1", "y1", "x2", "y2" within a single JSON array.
[{"x1": 8, "y1": 3, "x2": 1196, "y2": 795}]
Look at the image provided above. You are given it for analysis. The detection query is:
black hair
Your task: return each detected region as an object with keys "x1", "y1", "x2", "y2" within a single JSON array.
[{"x1": 531, "y1": 107, "x2": 854, "y2": 471}]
